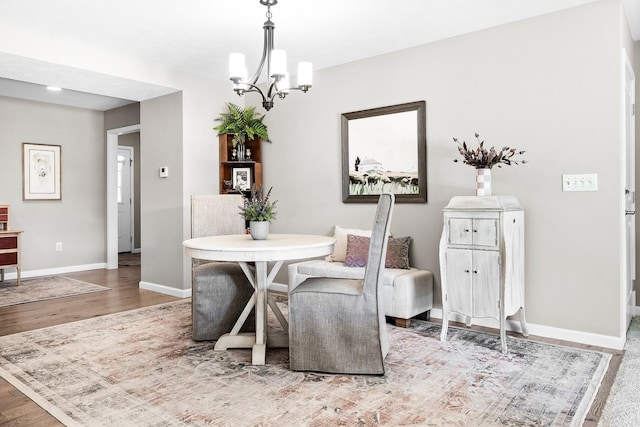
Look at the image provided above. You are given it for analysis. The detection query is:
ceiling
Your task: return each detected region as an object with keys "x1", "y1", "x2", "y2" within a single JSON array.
[{"x1": 0, "y1": 0, "x2": 638, "y2": 111}]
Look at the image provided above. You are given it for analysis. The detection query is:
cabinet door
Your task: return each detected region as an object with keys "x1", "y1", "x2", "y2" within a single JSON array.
[
  {"x1": 472, "y1": 219, "x2": 498, "y2": 247},
  {"x1": 448, "y1": 218, "x2": 473, "y2": 245},
  {"x1": 445, "y1": 249, "x2": 473, "y2": 315},
  {"x1": 472, "y1": 250, "x2": 500, "y2": 318}
]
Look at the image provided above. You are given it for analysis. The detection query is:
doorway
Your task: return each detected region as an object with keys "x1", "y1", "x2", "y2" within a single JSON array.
[{"x1": 107, "y1": 124, "x2": 141, "y2": 269}]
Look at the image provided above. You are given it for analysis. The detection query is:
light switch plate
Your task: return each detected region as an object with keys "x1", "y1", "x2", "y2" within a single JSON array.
[{"x1": 562, "y1": 173, "x2": 597, "y2": 192}]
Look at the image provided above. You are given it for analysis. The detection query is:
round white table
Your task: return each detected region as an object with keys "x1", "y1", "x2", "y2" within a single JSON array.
[{"x1": 183, "y1": 233, "x2": 335, "y2": 365}]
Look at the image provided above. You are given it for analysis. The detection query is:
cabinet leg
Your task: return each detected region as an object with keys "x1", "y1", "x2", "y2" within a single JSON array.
[
  {"x1": 500, "y1": 317, "x2": 507, "y2": 354},
  {"x1": 519, "y1": 307, "x2": 529, "y2": 337},
  {"x1": 464, "y1": 316, "x2": 472, "y2": 327},
  {"x1": 16, "y1": 267, "x2": 20, "y2": 286},
  {"x1": 440, "y1": 313, "x2": 449, "y2": 342}
]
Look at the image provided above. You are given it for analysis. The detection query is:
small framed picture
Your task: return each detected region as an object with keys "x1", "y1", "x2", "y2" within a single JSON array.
[
  {"x1": 232, "y1": 167, "x2": 251, "y2": 191},
  {"x1": 22, "y1": 142, "x2": 62, "y2": 200}
]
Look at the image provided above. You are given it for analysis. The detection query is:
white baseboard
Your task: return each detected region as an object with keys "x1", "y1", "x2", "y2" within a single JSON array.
[
  {"x1": 139, "y1": 281, "x2": 191, "y2": 298},
  {"x1": 131, "y1": 248, "x2": 141, "y2": 254},
  {"x1": 430, "y1": 308, "x2": 625, "y2": 350},
  {"x1": 2, "y1": 263, "x2": 108, "y2": 280}
]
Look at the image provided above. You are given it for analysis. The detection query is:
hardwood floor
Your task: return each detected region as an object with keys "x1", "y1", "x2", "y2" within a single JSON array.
[{"x1": 0, "y1": 255, "x2": 624, "y2": 425}]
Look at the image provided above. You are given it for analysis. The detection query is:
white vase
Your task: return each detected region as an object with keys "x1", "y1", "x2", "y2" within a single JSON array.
[
  {"x1": 476, "y1": 168, "x2": 492, "y2": 196},
  {"x1": 249, "y1": 221, "x2": 269, "y2": 240}
]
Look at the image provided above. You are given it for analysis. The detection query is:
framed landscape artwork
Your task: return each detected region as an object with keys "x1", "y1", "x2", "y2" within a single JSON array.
[
  {"x1": 341, "y1": 101, "x2": 427, "y2": 203},
  {"x1": 22, "y1": 142, "x2": 62, "y2": 201}
]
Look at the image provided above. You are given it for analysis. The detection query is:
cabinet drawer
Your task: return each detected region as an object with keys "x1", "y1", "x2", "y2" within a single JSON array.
[
  {"x1": 447, "y1": 218, "x2": 498, "y2": 247},
  {"x1": 0, "y1": 252, "x2": 18, "y2": 265},
  {"x1": 0, "y1": 236, "x2": 18, "y2": 250}
]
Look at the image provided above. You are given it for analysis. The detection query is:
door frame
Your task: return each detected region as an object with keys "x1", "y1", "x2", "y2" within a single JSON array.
[
  {"x1": 117, "y1": 145, "x2": 135, "y2": 253},
  {"x1": 621, "y1": 48, "x2": 636, "y2": 335},
  {"x1": 107, "y1": 124, "x2": 140, "y2": 269}
]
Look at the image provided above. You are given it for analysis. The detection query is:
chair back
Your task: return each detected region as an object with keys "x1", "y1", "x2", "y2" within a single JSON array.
[
  {"x1": 362, "y1": 193, "x2": 395, "y2": 292},
  {"x1": 191, "y1": 194, "x2": 244, "y2": 238},
  {"x1": 363, "y1": 193, "x2": 394, "y2": 359}
]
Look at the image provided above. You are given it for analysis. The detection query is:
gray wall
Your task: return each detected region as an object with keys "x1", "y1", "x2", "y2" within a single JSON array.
[
  {"x1": 0, "y1": 96, "x2": 106, "y2": 270},
  {"x1": 0, "y1": 0, "x2": 637, "y2": 342},
  {"x1": 140, "y1": 92, "x2": 184, "y2": 289},
  {"x1": 260, "y1": 0, "x2": 631, "y2": 338}
]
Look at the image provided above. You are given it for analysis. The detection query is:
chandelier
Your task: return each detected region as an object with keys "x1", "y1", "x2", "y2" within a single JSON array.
[{"x1": 228, "y1": 0, "x2": 312, "y2": 111}]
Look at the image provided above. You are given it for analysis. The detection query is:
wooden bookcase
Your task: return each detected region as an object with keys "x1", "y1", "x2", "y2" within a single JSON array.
[
  {"x1": 0, "y1": 205, "x2": 23, "y2": 286},
  {"x1": 218, "y1": 134, "x2": 263, "y2": 194}
]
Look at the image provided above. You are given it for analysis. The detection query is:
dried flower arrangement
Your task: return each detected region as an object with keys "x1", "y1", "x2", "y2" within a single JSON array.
[
  {"x1": 239, "y1": 185, "x2": 278, "y2": 222},
  {"x1": 453, "y1": 133, "x2": 526, "y2": 169}
]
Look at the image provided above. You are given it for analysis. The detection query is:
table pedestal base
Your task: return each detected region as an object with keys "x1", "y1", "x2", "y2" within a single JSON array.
[{"x1": 214, "y1": 330, "x2": 289, "y2": 365}]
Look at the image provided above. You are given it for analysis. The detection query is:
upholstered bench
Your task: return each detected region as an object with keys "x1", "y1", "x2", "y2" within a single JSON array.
[{"x1": 288, "y1": 260, "x2": 433, "y2": 327}]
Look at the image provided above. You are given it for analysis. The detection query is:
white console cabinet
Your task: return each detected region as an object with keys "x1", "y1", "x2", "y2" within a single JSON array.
[{"x1": 439, "y1": 196, "x2": 528, "y2": 353}]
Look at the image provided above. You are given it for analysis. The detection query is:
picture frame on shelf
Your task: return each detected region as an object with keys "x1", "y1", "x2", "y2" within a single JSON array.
[
  {"x1": 22, "y1": 142, "x2": 62, "y2": 201},
  {"x1": 232, "y1": 167, "x2": 251, "y2": 191},
  {"x1": 341, "y1": 100, "x2": 427, "y2": 203}
]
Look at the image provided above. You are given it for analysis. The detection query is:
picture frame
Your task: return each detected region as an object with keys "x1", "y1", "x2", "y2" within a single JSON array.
[
  {"x1": 232, "y1": 167, "x2": 251, "y2": 191},
  {"x1": 341, "y1": 101, "x2": 427, "y2": 203},
  {"x1": 22, "y1": 142, "x2": 62, "y2": 201}
]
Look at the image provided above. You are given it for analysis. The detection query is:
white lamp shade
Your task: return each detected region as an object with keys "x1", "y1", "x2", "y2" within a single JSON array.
[
  {"x1": 297, "y1": 62, "x2": 312, "y2": 86},
  {"x1": 277, "y1": 72, "x2": 290, "y2": 93},
  {"x1": 270, "y1": 49, "x2": 287, "y2": 77},
  {"x1": 229, "y1": 53, "x2": 246, "y2": 79}
]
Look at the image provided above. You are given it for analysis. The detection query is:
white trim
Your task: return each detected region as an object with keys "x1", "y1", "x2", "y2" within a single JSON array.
[
  {"x1": 2, "y1": 263, "x2": 108, "y2": 280},
  {"x1": 431, "y1": 308, "x2": 625, "y2": 350},
  {"x1": 107, "y1": 124, "x2": 141, "y2": 270},
  {"x1": 139, "y1": 281, "x2": 191, "y2": 298}
]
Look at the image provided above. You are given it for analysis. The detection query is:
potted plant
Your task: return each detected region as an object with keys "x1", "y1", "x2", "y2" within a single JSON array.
[
  {"x1": 214, "y1": 103, "x2": 270, "y2": 160},
  {"x1": 239, "y1": 185, "x2": 277, "y2": 240},
  {"x1": 453, "y1": 133, "x2": 526, "y2": 196}
]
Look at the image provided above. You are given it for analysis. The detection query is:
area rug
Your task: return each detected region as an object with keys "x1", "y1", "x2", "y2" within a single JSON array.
[
  {"x1": 598, "y1": 316, "x2": 640, "y2": 426},
  {"x1": 0, "y1": 299, "x2": 609, "y2": 426},
  {"x1": 0, "y1": 276, "x2": 110, "y2": 307}
]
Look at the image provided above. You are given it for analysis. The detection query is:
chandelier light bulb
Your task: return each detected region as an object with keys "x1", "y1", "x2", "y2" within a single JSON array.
[
  {"x1": 270, "y1": 49, "x2": 287, "y2": 77},
  {"x1": 229, "y1": 53, "x2": 246, "y2": 80},
  {"x1": 297, "y1": 62, "x2": 313, "y2": 88}
]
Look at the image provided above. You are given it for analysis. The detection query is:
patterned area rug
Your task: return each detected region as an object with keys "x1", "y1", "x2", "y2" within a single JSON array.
[
  {"x1": 0, "y1": 276, "x2": 110, "y2": 307},
  {"x1": 0, "y1": 299, "x2": 609, "y2": 426},
  {"x1": 598, "y1": 316, "x2": 640, "y2": 426}
]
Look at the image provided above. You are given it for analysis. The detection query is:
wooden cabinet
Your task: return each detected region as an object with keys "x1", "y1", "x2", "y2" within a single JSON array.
[
  {"x1": 218, "y1": 134, "x2": 263, "y2": 194},
  {"x1": 439, "y1": 196, "x2": 527, "y2": 353},
  {"x1": 0, "y1": 205, "x2": 23, "y2": 286},
  {"x1": 0, "y1": 205, "x2": 8, "y2": 231}
]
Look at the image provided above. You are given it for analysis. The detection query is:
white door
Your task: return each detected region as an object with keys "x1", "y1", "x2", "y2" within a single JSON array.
[
  {"x1": 623, "y1": 51, "x2": 636, "y2": 330},
  {"x1": 117, "y1": 147, "x2": 134, "y2": 253}
]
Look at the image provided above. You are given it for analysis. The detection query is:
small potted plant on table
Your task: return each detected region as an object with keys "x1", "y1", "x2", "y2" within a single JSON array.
[{"x1": 240, "y1": 185, "x2": 277, "y2": 240}]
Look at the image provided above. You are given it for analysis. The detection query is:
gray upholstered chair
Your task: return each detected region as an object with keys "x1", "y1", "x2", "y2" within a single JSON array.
[
  {"x1": 191, "y1": 194, "x2": 254, "y2": 341},
  {"x1": 288, "y1": 193, "x2": 395, "y2": 374}
]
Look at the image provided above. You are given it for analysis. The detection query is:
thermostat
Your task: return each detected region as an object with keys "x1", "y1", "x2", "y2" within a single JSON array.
[{"x1": 159, "y1": 167, "x2": 169, "y2": 178}]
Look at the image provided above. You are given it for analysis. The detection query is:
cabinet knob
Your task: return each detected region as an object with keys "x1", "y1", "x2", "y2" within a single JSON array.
[
  {"x1": 465, "y1": 269, "x2": 470, "y2": 273},
  {"x1": 473, "y1": 270, "x2": 478, "y2": 274},
  {"x1": 464, "y1": 229, "x2": 469, "y2": 232},
  {"x1": 473, "y1": 229, "x2": 477, "y2": 233}
]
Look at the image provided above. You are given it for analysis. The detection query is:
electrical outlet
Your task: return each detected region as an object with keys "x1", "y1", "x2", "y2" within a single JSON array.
[
  {"x1": 56, "y1": 242, "x2": 63, "y2": 252},
  {"x1": 562, "y1": 174, "x2": 598, "y2": 192}
]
